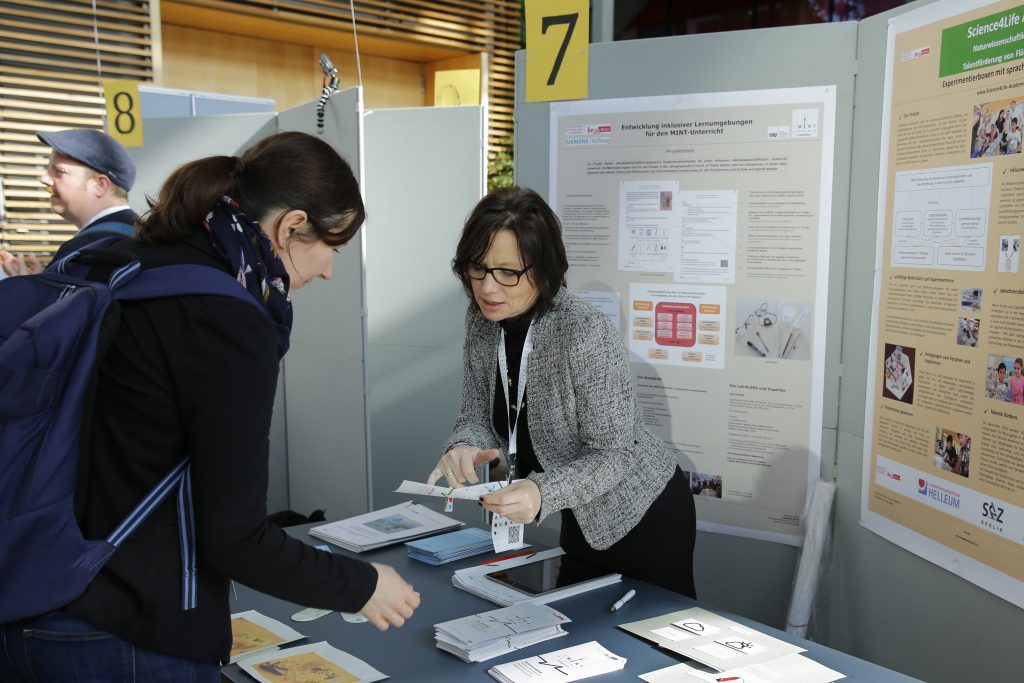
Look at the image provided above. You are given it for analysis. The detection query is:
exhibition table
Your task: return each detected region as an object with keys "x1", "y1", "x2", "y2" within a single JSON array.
[{"x1": 221, "y1": 524, "x2": 921, "y2": 682}]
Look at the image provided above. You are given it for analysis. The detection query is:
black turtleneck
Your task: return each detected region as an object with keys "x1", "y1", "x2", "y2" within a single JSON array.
[{"x1": 493, "y1": 311, "x2": 542, "y2": 477}]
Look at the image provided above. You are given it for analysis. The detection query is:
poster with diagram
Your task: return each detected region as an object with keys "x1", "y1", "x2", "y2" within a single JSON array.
[
  {"x1": 550, "y1": 86, "x2": 835, "y2": 543},
  {"x1": 862, "y1": 0, "x2": 1024, "y2": 608}
]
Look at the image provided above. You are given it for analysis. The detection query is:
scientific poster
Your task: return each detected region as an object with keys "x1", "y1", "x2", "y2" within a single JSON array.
[
  {"x1": 862, "y1": 0, "x2": 1024, "y2": 607},
  {"x1": 551, "y1": 87, "x2": 835, "y2": 543}
]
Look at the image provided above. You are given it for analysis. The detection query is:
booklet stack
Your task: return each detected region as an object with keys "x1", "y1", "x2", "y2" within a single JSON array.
[
  {"x1": 406, "y1": 527, "x2": 496, "y2": 565},
  {"x1": 309, "y1": 501, "x2": 462, "y2": 553},
  {"x1": 487, "y1": 641, "x2": 626, "y2": 683},
  {"x1": 434, "y1": 603, "x2": 571, "y2": 663}
]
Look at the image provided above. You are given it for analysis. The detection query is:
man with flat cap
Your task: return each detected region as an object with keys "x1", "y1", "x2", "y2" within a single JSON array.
[{"x1": 0, "y1": 128, "x2": 137, "y2": 276}]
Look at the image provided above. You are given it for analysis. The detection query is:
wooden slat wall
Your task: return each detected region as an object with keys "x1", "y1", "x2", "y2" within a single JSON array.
[
  {"x1": 0, "y1": 0, "x2": 154, "y2": 259},
  {"x1": 171, "y1": 0, "x2": 521, "y2": 177},
  {"x1": 1, "y1": 1, "x2": 519, "y2": 258}
]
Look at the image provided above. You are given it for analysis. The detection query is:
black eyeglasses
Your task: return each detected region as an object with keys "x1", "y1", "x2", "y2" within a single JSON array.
[
  {"x1": 463, "y1": 261, "x2": 533, "y2": 286},
  {"x1": 735, "y1": 303, "x2": 777, "y2": 335}
]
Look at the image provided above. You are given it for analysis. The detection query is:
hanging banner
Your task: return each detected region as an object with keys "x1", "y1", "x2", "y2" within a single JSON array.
[
  {"x1": 551, "y1": 86, "x2": 836, "y2": 544},
  {"x1": 862, "y1": 0, "x2": 1024, "y2": 608}
]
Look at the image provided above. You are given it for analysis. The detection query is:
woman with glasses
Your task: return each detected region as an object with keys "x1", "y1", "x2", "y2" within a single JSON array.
[
  {"x1": 427, "y1": 187, "x2": 696, "y2": 597},
  {"x1": 1, "y1": 132, "x2": 419, "y2": 683}
]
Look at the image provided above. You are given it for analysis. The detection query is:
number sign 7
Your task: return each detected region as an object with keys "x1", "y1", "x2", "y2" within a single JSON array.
[
  {"x1": 542, "y1": 13, "x2": 578, "y2": 86},
  {"x1": 525, "y1": 0, "x2": 588, "y2": 102}
]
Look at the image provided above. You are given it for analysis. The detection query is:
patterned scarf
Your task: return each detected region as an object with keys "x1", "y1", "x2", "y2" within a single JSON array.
[{"x1": 202, "y1": 196, "x2": 293, "y2": 358}]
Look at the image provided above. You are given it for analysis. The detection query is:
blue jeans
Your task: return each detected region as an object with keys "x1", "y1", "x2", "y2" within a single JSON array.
[{"x1": 0, "y1": 611, "x2": 220, "y2": 682}]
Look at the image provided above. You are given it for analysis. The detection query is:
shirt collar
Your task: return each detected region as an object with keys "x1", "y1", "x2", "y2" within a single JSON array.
[{"x1": 83, "y1": 204, "x2": 132, "y2": 228}]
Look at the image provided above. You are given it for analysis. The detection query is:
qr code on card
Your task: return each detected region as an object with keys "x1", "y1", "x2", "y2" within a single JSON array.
[{"x1": 507, "y1": 524, "x2": 521, "y2": 544}]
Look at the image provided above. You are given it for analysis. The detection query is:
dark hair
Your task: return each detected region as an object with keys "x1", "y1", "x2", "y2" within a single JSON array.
[
  {"x1": 451, "y1": 186, "x2": 568, "y2": 316},
  {"x1": 998, "y1": 362, "x2": 1007, "y2": 372},
  {"x1": 138, "y1": 131, "x2": 365, "y2": 247}
]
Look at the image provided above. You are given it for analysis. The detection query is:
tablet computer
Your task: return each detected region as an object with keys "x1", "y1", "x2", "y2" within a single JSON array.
[{"x1": 484, "y1": 555, "x2": 609, "y2": 596}]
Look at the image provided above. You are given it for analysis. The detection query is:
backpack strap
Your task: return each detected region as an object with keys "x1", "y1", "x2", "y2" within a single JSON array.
[
  {"x1": 109, "y1": 263, "x2": 267, "y2": 317},
  {"x1": 50, "y1": 235, "x2": 130, "y2": 276},
  {"x1": 105, "y1": 458, "x2": 198, "y2": 609}
]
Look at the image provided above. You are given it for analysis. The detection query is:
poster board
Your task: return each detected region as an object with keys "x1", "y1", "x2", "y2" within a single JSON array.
[
  {"x1": 515, "y1": 24, "x2": 857, "y2": 555},
  {"x1": 862, "y1": 0, "x2": 1024, "y2": 608},
  {"x1": 548, "y1": 87, "x2": 835, "y2": 544}
]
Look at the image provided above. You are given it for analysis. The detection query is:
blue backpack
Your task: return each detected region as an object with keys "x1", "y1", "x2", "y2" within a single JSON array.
[{"x1": 0, "y1": 236, "x2": 265, "y2": 623}]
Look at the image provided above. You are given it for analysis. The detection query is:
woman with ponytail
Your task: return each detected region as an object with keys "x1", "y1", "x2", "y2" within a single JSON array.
[{"x1": 0, "y1": 132, "x2": 419, "y2": 682}]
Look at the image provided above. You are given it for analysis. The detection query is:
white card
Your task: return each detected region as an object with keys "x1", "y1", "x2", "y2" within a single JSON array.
[
  {"x1": 651, "y1": 626, "x2": 694, "y2": 641},
  {"x1": 341, "y1": 611, "x2": 369, "y2": 623},
  {"x1": 491, "y1": 513, "x2": 525, "y2": 553},
  {"x1": 291, "y1": 607, "x2": 332, "y2": 622},
  {"x1": 672, "y1": 617, "x2": 720, "y2": 636}
]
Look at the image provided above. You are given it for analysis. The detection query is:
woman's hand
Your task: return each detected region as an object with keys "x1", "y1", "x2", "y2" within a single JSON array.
[
  {"x1": 359, "y1": 563, "x2": 420, "y2": 631},
  {"x1": 481, "y1": 479, "x2": 541, "y2": 524},
  {"x1": 427, "y1": 445, "x2": 500, "y2": 487}
]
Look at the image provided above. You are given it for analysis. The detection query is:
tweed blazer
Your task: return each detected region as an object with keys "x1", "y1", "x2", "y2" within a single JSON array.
[{"x1": 442, "y1": 290, "x2": 678, "y2": 550}]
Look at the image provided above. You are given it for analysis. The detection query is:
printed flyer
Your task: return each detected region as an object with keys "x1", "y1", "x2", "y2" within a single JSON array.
[
  {"x1": 551, "y1": 87, "x2": 835, "y2": 543},
  {"x1": 863, "y1": 0, "x2": 1024, "y2": 607}
]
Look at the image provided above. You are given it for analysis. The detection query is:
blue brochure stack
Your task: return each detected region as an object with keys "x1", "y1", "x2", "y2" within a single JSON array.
[{"x1": 406, "y1": 527, "x2": 495, "y2": 565}]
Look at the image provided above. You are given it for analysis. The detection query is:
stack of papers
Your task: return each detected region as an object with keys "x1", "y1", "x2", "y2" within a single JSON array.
[
  {"x1": 621, "y1": 607, "x2": 845, "y2": 682},
  {"x1": 406, "y1": 527, "x2": 497, "y2": 565},
  {"x1": 434, "y1": 603, "x2": 570, "y2": 662},
  {"x1": 308, "y1": 501, "x2": 462, "y2": 553},
  {"x1": 618, "y1": 607, "x2": 804, "y2": 671},
  {"x1": 395, "y1": 480, "x2": 527, "y2": 554},
  {"x1": 452, "y1": 548, "x2": 621, "y2": 607},
  {"x1": 487, "y1": 641, "x2": 626, "y2": 682}
]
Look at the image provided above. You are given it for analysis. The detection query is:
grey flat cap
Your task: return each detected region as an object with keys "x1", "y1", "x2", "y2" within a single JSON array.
[{"x1": 37, "y1": 129, "x2": 136, "y2": 191}]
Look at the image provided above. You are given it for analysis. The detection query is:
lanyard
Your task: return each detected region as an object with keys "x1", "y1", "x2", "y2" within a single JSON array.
[{"x1": 497, "y1": 321, "x2": 534, "y2": 483}]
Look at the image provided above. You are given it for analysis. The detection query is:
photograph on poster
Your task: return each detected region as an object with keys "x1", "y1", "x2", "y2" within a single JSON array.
[
  {"x1": 956, "y1": 317, "x2": 980, "y2": 348},
  {"x1": 997, "y1": 234, "x2": 1020, "y2": 273},
  {"x1": 985, "y1": 353, "x2": 1024, "y2": 405},
  {"x1": 959, "y1": 286, "x2": 983, "y2": 313},
  {"x1": 659, "y1": 190, "x2": 673, "y2": 211},
  {"x1": 733, "y1": 300, "x2": 812, "y2": 361},
  {"x1": 882, "y1": 343, "x2": 915, "y2": 404},
  {"x1": 685, "y1": 471, "x2": 723, "y2": 498},
  {"x1": 970, "y1": 98, "x2": 1024, "y2": 158},
  {"x1": 933, "y1": 428, "x2": 970, "y2": 478}
]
